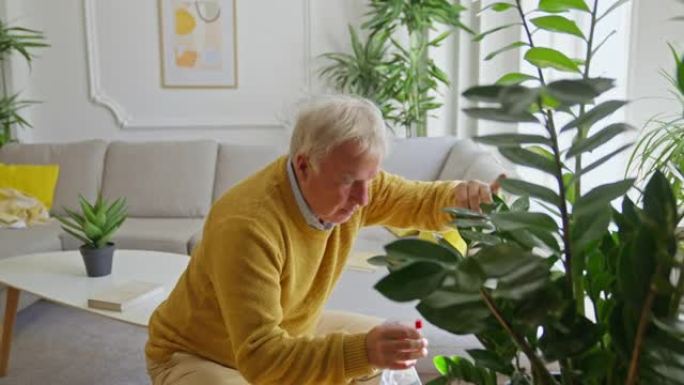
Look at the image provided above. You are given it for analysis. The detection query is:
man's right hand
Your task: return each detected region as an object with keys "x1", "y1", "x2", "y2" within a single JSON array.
[{"x1": 366, "y1": 323, "x2": 428, "y2": 370}]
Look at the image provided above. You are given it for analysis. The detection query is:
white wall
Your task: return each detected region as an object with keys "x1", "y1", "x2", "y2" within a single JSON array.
[
  {"x1": 3, "y1": 0, "x2": 680, "y2": 147},
  {"x1": 626, "y1": 0, "x2": 683, "y2": 128},
  {"x1": 3, "y1": 0, "x2": 369, "y2": 145}
]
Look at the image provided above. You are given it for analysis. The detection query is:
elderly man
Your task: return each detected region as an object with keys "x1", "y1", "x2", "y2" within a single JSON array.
[{"x1": 145, "y1": 95, "x2": 499, "y2": 385}]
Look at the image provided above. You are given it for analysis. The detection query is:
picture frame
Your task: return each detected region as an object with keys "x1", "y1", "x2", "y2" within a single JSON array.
[{"x1": 158, "y1": 0, "x2": 237, "y2": 88}]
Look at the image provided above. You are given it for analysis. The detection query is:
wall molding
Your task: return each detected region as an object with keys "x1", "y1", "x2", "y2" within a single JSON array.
[{"x1": 82, "y1": 0, "x2": 312, "y2": 130}]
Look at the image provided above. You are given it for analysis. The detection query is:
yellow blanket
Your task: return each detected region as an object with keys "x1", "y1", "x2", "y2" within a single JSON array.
[{"x1": 0, "y1": 187, "x2": 50, "y2": 228}]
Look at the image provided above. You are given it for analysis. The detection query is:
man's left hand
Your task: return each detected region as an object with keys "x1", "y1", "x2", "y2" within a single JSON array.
[{"x1": 453, "y1": 174, "x2": 505, "y2": 213}]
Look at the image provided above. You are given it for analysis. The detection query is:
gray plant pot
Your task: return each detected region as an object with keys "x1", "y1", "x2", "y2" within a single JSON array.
[{"x1": 79, "y1": 243, "x2": 115, "y2": 277}]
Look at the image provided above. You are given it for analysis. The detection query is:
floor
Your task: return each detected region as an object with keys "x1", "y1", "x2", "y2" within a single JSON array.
[
  {"x1": 0, "y1": 300, "x2": 442, "y2": 385},
  {"x1": 0, "y1": 300, "x2": 149, "y2": 385}
]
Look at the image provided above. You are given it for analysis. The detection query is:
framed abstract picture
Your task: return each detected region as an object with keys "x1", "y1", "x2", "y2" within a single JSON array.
[{"x1": 158, "y1": 0, "x2": 237, "y2": 88}]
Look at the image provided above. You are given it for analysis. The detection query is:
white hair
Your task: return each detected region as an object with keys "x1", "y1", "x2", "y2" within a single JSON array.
[{"x1": 289, "y1": 95, "x2": 389, "y2": 171}]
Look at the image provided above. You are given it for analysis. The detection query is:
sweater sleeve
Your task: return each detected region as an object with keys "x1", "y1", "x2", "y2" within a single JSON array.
[
  {"x1": 362, "y1": 170, "x2": 458, "y2": 230},
  {"x1": 204, "y1": 217, "x2": 373, "y2": 385}
]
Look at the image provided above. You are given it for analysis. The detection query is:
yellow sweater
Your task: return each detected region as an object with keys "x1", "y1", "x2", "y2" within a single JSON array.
[{"x1": 145, "y1": 156, "x2": 456, "y2": 385}]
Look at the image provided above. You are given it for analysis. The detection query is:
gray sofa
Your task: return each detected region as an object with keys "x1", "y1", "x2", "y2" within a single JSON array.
[{"x1": 0, "y1": 137, "x2": 507, "y2": 376}]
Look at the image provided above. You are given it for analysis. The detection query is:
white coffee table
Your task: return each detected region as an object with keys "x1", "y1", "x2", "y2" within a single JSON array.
[{"x1": 0, "y1": 249, "x2": 189, "y2": 376}]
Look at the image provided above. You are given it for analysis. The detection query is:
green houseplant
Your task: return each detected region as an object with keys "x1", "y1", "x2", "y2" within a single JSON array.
[
  {"x1": 56, "y1": 195, "x2": 127, "y2": 277},
  {"x1": 320, "y1": 0, "x2": 469, "y2": 137},
  {"x1": 627, "y1": 44, "x2": 684, "y2": 205},
  {"x1": 0, "y1": 18, "x2": 48, "y2": 146},
  {"x1": 369, "y1": 1, "x2": 684, "y2": 384}
]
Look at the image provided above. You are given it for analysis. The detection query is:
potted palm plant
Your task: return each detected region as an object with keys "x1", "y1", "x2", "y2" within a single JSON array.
[
  {"x1": 628, "y1": 43, "x2": 684, "y2": 207},
  {"x1": 0, "y1": 18, "x2": 49, "y2": 147},
  {"x1": 320, "y1": 0, "x2": 469, "y2": 137},
  {"x1": 369, "y1": 1, "x2": 684, "y2": 384},
  {"x1": 56, "y1": 195, "x2": 127, "y2": 277}
]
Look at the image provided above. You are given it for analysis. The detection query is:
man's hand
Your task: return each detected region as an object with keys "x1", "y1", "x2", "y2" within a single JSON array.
[
  {"x1": 453, "y1": 174, "x2": 505, "y2": 213},
  {"x1": 366, "y1": 323, "x2": 428, "y2": 370}
]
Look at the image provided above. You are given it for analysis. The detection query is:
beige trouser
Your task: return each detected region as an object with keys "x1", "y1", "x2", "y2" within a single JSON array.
[{"x1": 147, "y1": 310, "x2": 385, "y2": 385}]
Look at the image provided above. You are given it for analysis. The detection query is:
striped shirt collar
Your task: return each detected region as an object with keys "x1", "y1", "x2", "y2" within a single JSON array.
[{"x1": 287, "y1": 158, "x2": 333, "y2": 231}]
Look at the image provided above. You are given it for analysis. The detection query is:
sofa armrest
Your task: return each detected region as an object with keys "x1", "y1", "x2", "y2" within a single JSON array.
[{"x1": 437, "y1": 139, "x2": 511, "y2": 183}]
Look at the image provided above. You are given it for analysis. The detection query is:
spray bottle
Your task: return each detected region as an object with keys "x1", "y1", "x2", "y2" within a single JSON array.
[{"x1": 380, "y1": 319, "x2": 423, "y2": 385}]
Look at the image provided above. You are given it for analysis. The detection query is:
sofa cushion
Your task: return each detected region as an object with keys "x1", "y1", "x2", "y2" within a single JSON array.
[
  {"x1": 102, "y1": 141, "x2": 218, "y2": 218},
  {"x1": 383, "y1": 137, "x2": 458, "y2": 181},
  {"x1": 60, "y1": 217, "x2": 204, "y2": 255},
  {"x1": 438, "y1": 139, "x2": 508, "y2": 183},
  {"x1": 0, "y1": 140, "x2": 108, "y2": 216},
  {"x1": 0, "y1": 221, "x2": 63, "y2": 259},
  {"x1": 213, "y1": 143, "x2": 281, "y2": 201}
]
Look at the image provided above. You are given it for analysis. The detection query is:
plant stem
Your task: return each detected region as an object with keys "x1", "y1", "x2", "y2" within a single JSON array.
[
  {"x1": 559, "y1": 359, "x2": 573, "y2": 385},
  {"x1": 571, "y1": 0, "x2": 601, "y2": 317},
  {"x1": 543, "y1": 106, "x2": 575, "y2": 298},
  {"x1": 626, "y1": 286, "x2": 657, "y2": 385},
  {"x1": 518, "y1": 1, "x2": 577, "y2": 297},
  {"x1": 515, "y1": 0, "x2": 545, "y2": 87},
  {"x1": 480, "y1": 289, "x2": 558, "y2": 385}
]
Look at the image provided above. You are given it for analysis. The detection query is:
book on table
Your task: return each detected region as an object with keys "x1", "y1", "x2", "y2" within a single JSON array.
[{"x1": 88, "y1": 280, "x2": 163, "y2": 312}]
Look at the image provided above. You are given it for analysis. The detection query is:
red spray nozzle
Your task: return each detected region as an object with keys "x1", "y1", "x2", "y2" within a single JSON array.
[{"x1": 415, "y1": 319, "x2": 423, "y2": 330}]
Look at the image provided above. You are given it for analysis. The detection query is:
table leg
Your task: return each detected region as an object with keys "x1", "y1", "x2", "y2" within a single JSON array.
[{"x1": 0, "y1": 287, "x2": 19, "y2": 377}]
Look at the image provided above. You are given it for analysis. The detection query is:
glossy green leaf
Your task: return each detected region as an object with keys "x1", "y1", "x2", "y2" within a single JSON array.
[
  {"x1": 499, "y1": 147, "x2": 557, "y2": 175},
  {"x1": 384, "y1": 238, "x2": 462, "y2": 264},
  {"x1": 463, "y1": 107, "x2": 539, "y2": 123},
  {"x1": 417, "y1": 295, "x2": 491, "y2": 334},
  {"x1": 495, "y1": 72, "x2": 538, "y2": 85},
  {"x1": 495, "y1": 258, "x2": 550, "y2": 299},
  {"x1": 485, "y1": 42, "x2": 528, "y2": 61},
  {"x1": 433, "y1": 356, "x2": 450, "y2": 375},
  {"x1": 524, "y1": 47, "x2": 581, "y2": 73},
  {"x1": 500, "y1": 178, "x2": 561, "y2": 206},
  {"x1": 528, "y1": 227, "x2": 562, "y2": 252},
  {"x1": 490, "y1": 211, "x2": 558, "y2": 232},
  {"x1": 566, "y1": 123, "x2": 633, "y2": 158},
  {"x1": 455, "y1": 257, "x2": 486, "y2": 292},
  {"x1": 546, "y1": 79, "x2": 602, "y2": 104},
  {"x1": 584, "y1": 77, "x2": 617, "y2": 94},
  {"x1": 474, "y1": 244, "x2": 537, "y2": 277},
  {"x1": 467, "y1": 349, "x2": 514, "y2": 374},
  {"x1": 573, "y1": 179, "x2": 634, "y2": 218},
  {"x1": 462, "y1": 85, "x2": 503, "y2": 103},
  {"x1": 574, "y1": 143, "x2": 633, "y2": 179},
  {"x1": 473, "y1": 23, "x2": 521, "y2": 42},
  {"x1": 367, "y1": 255, "x2": 390, "y2": 266},
  {"x1": 474, "y1": 133, "x2": 551, "y2": 147},
  {"x1": 643, "y1": 170, "x2": 678, "y2": 231},
  {"x1": 452, "y1": 218, "x2": 493, "y2": 229},
  {"x1": 499, "y1": 86, "x2": 541, "y2": 114},
  {"x1": 375, "y1": 261, "x2": 446, "y2": 301},
  {"x1": 429, "y1": 31, "x2": 451, "y2": 47},
  {"x1": 539, "y1": 0, "x2": 590, "y2": 13},
  {"x1": 530, "y1": 15, "x2": 584, "y2": 38},
  {"x1": 561, "y1": 100, "x2": 628, "y2": 132},
  {"x1": 510, "y1": 196, "x2": 530, "y2": 211},
  {"x1": 443, "y1": 207, "x2": 487, "y2": 219},
  {"x1": 459, "y1": 230, "x2": 501, "y2": 245},
  {"x1": 419, "y1": 289, "x2": 482, "y2": 309},
  {"x1": 572, "y1": 204, "x2": 612, "y2": 251},
  {"x1": 484, "y1": 2, "x2": 515, "y2": 12},
  {"x1": 539, "y1": 316, "x2": 602, "y2": 360}
]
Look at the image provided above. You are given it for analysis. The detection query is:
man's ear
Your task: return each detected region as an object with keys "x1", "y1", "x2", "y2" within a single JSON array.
[{"x1": 294, "y1": 154, "x2": 311, "y2": 181}]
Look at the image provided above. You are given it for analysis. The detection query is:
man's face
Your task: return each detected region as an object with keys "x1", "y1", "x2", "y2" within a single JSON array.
[{"x1": 295, "y1": 140, "x2": 381, "y2": 224}]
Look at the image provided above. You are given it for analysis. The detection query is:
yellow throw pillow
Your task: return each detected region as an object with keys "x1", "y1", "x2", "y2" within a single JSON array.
[
  {"x1": 0, "y1": 163, "x2": 60, "y2": 210},
  {"x1": 386, "y1": 226, "x2": 468, "y2": 256}
]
